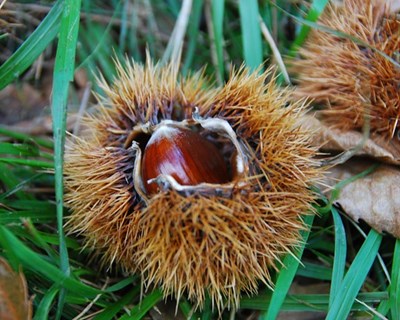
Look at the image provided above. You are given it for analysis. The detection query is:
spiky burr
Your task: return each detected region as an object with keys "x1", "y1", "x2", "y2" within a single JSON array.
[
  {"x1": 292, "y1": 0, "x2": 400, "y2": 147},
  {"x1": 64, "y1": 59, "x2": 321, "y2": 311}
]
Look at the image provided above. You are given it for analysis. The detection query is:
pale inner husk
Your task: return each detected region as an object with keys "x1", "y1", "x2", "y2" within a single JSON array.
[{"x1": 130, "y1": 109, "x2": 249, "y2": 202}]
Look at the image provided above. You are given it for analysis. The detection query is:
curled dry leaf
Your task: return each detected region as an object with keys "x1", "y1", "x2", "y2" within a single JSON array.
[
  {"x1": 301, "y1": 115, "x2": 400, "y2": 165},
  {"x1": 0, "y1": 258, "x2": 32, "y2": 320},
  {"x1": 325, "y1": 159, "x2": 400, "y2": 238}
]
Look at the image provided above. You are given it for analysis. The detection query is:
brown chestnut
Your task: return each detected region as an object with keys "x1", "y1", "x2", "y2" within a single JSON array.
[{"x1": 141, "y1": 125, "x2": 230, "y2": 194}]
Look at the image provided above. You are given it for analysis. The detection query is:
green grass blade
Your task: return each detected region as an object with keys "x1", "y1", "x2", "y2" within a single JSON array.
[
  {"x1": 105, "y1": 276, "x2": 138, "y2": 292},
  {"x1": 261, "y1": 213, "x2": 314, "y2": 320},
  {"x1": 78, "y1": 23, "x2": 118, "y2": 82},
  {"x1": 0, "y1": 142, "x2": 53, "y2": 160},
  {"x1": 238, "y1": 0, "x2": 263, "y2": 70},
  {"x1": 33, "y1": 286, "x2": 59, "y2": 320},
  {"x1": 0, "y1": 158, "x2": 53, "y2": 168},
  {"x1": 0, "y1": 127, "x2": 53, "y2": 149},
  {"x1": 296, "y1": 261, "x2": 332, "y2": 280},
  {"x1": 0, "y1": 142, "x2": 39, "y2": 157},
  {"x1": 326, "y1": 230, "x2": 382, "y2": 320},
  {"x1": 0, "y1": 210, "x2": 54, "y2": 224},
  {"x1": 211, "y1": 0, "x2": 225, "y2": 80},
  {"x1": 374, "y1": 299, "x2": 390, "y2": 320},
  {"x1": 329, "y1": 207, "x2": 346, "y2": 307},
  {"x1": 201, "y1": 295, "x2": 212, "y2": 320},
  {"x1": 119, "y1": 288, "x2": 163, "y2": 320},
  {"x1": 240, "y1": 292, "x2": 388, "y2": 312},
  {"x1": 94, "y1": 286, "x2": 140, "y2": 320},
  {"x1": 24, "y1": 220, "x2": 59, "y2": 264},
  {"x1": 0, "y1": 226, "x2": 101, "y2": 297},
  {"x1": 289, "y1": 0, "x2": 329, "y2": 55},
  {"x1": 390, "y1": 239, "x2": 400, "y2": 319},
  {"x1": 51, "y1": 0, "x2": 82, "y2": 317},
  {"x1": 0, "y1": 163, "x2": 35, "y2": 200},
  {"x1": 179, "y1": 298, "x2": 200, "y2": 319},
  {"x1": 0, "y1": 1, "x2": 63, "y2": 90},
  {"x1": 182, "y1": 0, "x2": 204, "y2": 75}
]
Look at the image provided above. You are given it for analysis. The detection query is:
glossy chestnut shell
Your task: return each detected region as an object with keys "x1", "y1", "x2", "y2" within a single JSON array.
[{"x1": 141, "y1": 125, "x2": 230, "y2": 194}]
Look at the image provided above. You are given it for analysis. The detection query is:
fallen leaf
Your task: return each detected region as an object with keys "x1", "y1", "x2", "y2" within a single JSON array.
[
  {"x1": 0, "y1": 84, "x2": 48, "y2": 126},
  {"x1": 301, "y1": 115, "x2": 400, "y2": 165},
  {"x1": 325, "y1": 159, "x2": 400, "y2": 238},
  {"x1": 0, "y1": 258, "x2": 32, "y2": 320},
  {"x1": 6, "y1": 113, "x2": 80, "y2": 136}
]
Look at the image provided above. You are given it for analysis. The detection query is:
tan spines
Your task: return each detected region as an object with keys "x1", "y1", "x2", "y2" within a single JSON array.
[
  {"x1": 65, "y1": 59, "x2": 323, "y2": 312},
  {"x1": 211, "y1": 66, "x2": 319, "y2": 195},
  {"x1": 292, "y1": 0, "x2": 400, "y2": 141},
  {"x1": 134, "y1": 190, "x2": 292, "y2": 310},
  {"x1": 178, "y1": 70, "x2": 216, "y2": 117},
  {"x1": 97, "y1": 59, "x2": 214, "y2": 126},
  {"x1": 85, "y1": 60, "x2": 217, "y2": 153},
  {"x1": 64, "y1": 136, "x2": 140, "y2": 268},
  {"x1": 132, "y1": 67, "x2": 321, "y2": 311}
]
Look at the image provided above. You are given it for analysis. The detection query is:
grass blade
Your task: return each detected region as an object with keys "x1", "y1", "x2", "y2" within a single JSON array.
[
  {"x1": 0, "y1": 158, "x2": 53, "y2": 168},
  {"x1": 211, "y1": 0, "x2": 225, "y2": 80},
  {"x1": 0, "y1": 1, "x2": 63, "y2": 89},
  {"x1": 0, "y1": 127, "x2": 53, "y2": 149},
  {"x1": 51, "y1": 0, "x2": 82, "y2": 317},
  {"x1": 0, "y1": 163, "x2": 35, "y2": 200},
  {"x1": 238, "y1": 0, "x2": 263, "y2": 70},
  {"x1": 329, "y1": 207, "x2": 346, "y2": 307},
  {"x1": 240, "y1": 292, "x2": 388, "y2": 312},
  {"x1": 182, "y1": 0, "x2": 204, "y2": 75},
  {"x1": 289, "y1": 0, "x2": 329, "y2": 55},
  {"x1": 93, "y1": 287, "x2": 140, "y2": 320},
  {"x1": 261, "y1": 213, "x2": 314, "y2": 320},
  {"x1": 0, "y1": 226, "x2": 101, "y2": 297},
  {"x1": 33, "y1": 286, "x2": 59, "y2": 320},
  {"x1": 326, "y1": 230, "x2": 382, "y2": 320},
  {"x1": 296, "y1": 261, "x2": 332, "y2": 280},
  {"x1": 373, "y1": 299, "x2": 390, "y2": 320},
  {"x1": 201, "y1": 295, "x2": 212, "y2": 320},
  {"x1": 119, "y1": 288, "x2": 163, "y2": 320},
  {"x1": 390, "y1": 239, "x2": 400, "y2": 319}
]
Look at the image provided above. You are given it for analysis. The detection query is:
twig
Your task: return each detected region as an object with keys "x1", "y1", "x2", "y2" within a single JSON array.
[
  {"x1": 72, "y1": 278, "x2": 110, "y2": 320},
  {"x1": 0, "y1": 0, "x2": 7, "y2": 10},
  {"x1": 162, "y1": 0, "x2": 193, "y2": 65},
  {"x1": 73, "y1": 82, "x2": 92, "y2": 136},
  {"x1": 259, "y1": 15, "x2": 291, "y2": 84}
]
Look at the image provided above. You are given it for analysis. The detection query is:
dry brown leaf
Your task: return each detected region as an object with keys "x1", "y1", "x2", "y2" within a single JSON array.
[
  {"x1": 301, "y1": 115, "x2": 400, "y2": 165},
  {"x1": 5, "y1": 113, "x2": 80, "y2": 136},
  {"x1": 0, "y1": 258, "x2": 32, "y2": 320},
  {"x1": 325, "y1": 159, "x2": 400, "y2": 238}
]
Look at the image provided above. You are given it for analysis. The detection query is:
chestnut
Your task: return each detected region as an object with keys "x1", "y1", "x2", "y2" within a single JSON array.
[{"x1": 141, "y1": 125, "x2": 230, "y2": 194}]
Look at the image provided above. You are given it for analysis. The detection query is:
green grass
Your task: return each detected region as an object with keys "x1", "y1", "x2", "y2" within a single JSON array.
[
  {"x1": 51, "y1": 0, "x2": 82, "y2": 318},
  {"x1": 0, "y1": 0, "x2": 397, "y2": 319}
]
